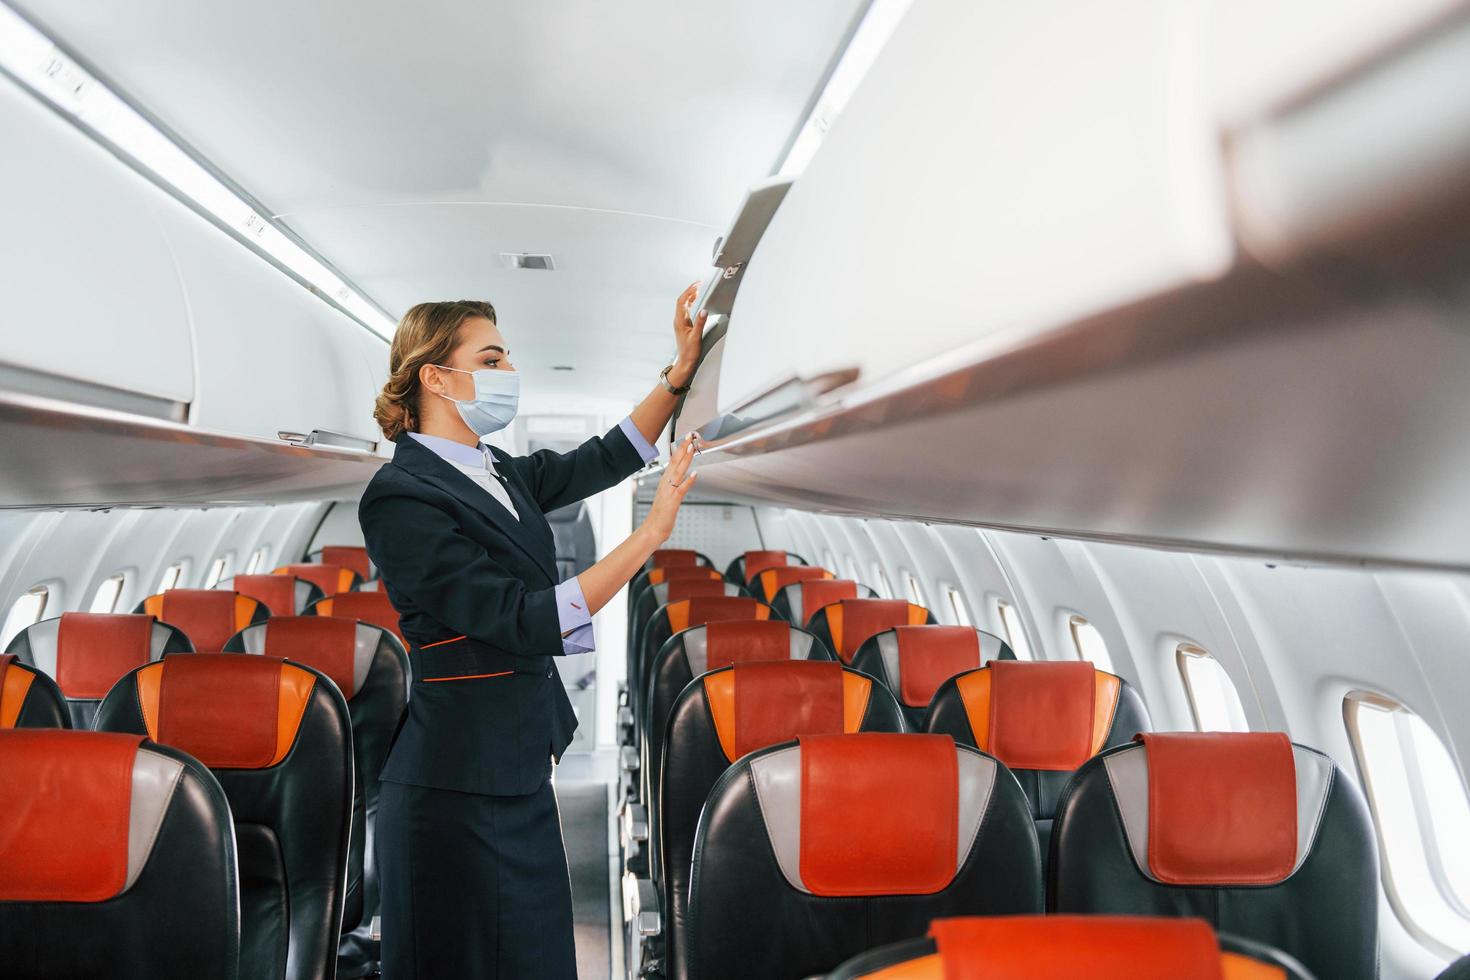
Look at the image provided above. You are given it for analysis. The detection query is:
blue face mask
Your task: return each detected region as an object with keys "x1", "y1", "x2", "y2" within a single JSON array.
[{"x1": 434, "y1": 365, "x2": 520, "y2": 436}]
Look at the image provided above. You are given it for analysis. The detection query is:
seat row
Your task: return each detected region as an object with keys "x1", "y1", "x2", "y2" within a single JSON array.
[
  {"x1": 617, "y1": 548, "x2": 1379, "y2": 980},
  {"x1": 0, "y1": 546, "x2": 409, "y2": 980}
]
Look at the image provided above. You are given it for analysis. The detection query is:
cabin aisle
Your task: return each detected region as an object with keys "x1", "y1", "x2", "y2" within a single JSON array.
[{"x1": 559, "y1": 780, "x2": 613, "y2": 979}]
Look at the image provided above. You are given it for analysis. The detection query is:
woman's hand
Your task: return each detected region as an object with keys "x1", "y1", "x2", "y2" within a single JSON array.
[
  {"x1": 641, "y1": 432, "x2": 699, "y2": 543},
  {"x1": 669, "y1": 282, "x2": 707, "y2": 388}
]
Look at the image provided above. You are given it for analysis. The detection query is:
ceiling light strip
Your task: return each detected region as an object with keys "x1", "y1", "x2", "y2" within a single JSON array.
[
  {"x1": 775, "y1": 0, "x2": 917, "y2": 177},
  {"x1": 0, "y1": 2, "x2": 397, "y2": 340}
]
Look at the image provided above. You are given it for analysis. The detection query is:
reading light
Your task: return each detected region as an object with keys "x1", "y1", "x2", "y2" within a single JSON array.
[
  {"x1": 776, "y1": 0, "x2": 916, "y2": 177},
  {"x1": 0, "y1": 3, "x2": 398, "y2": 340}
]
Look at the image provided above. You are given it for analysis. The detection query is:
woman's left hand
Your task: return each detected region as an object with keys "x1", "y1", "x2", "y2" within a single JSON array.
[{"x1": 669, "y1": 281, "x2": 706, "y2": 387}]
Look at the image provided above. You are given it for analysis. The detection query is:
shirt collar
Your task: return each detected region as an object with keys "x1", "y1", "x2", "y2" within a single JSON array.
[{"x1": 407, "y1": 431, "x2": 492, "y2": 470}]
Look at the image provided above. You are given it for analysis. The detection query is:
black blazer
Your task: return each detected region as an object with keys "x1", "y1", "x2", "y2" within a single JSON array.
[{"x1": 359, "y1": 424, "x2": 647, "y2": 796}]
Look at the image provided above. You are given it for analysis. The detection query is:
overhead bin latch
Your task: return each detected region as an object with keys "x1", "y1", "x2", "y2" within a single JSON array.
[{"x1": 277, "y1": 429, "x2": 378, "y2": 452}]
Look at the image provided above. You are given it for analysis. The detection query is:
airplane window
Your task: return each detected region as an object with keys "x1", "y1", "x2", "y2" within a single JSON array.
[
  {"x1": 1346, "y1": 693, "x2": 1470, "y2": 956},
  {"x1": 203, "y1": 555, "x2": 231, "y2": 590},
  {"x1": 1, "y1": 586, "x2": 49, "y2": 648},
  {"x1": 875, "y1": 566, "x2": 894, "y2": 599},
  {"x1": 88, "y1": 574, "x2": 126, "y2": 614},
  {"x1": 157, "y1": 562, "x2": 186, "y2": 593},
  {"x1": 1175, "y1": 643, "x2": 1249, "y2": 732},
  {"x1": 995, "y1": 600, "x2": 1033, "y2": 660},
  {"x1": 1069, "y1": 616, "x2": 1115, "y2": 674},
  {"x1": 842, "y1": 555, "x2": 862, "y2": 584},
  {"x1": 903, "y1": 571, "x2": 926, "y2": 606},
  {"x1": 945, "y1": 586, "x2": 972, "y2": 626},
  {"x1": 245, "y1": 547, "x2": 268, "y2": 575}
]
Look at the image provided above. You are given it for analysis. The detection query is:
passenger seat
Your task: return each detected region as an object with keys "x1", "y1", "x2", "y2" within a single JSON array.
[
  {"x1": 274, "y1": 562, "x2": 363, "y2": 596},
  {"x1": 823, "y1": 915, "x2": 1314, "y2": 979},
  {"x1": 135, "y1": 589, "x2": 268, "y2": 653},
  {"x1": 634, "y1": 595, "x2": 773, "y2": 740},
  {"x1": 223, "y1": 573, "x2": 325, "y2": 616},
  {"x1": 749, "y1": 564, "x2": 834, "y2": 603},
  {"x1": 806, "y1": 598, "x2": 936, "y2": 664},
  {"x1": 6, "y1": 613, "x2": 190, "y2": 727},
  {"x1": 95, "y1": 654, "x2": 355, "y2": 980},
  {"x1": 850, "y1": 625, "x2": 1014, "y2": 730},
  {"x1": 639, "y1": 621, "x2": 834, "y2": 882},
  {"x1": 725, "y1": 549, "x2": 805, "y2": 585},
  {"x1": 658, "y1": 662, "x2": 906, "y2": 980},
  {"x1": 1050, "y1": 731, "x2": 1378, "y2": 979},
  {"x1": 0, "y1": 729, "x2": 240, "y2": 979},
  {"x1": 309, "y1": 546, "x2": 376, "y2": 583},
  {"x1": 0, "y1": 652, "x2": 68, "y2": 729},
  {"x1": 645, "y1": 548, "x2": 715, "y2": 570},
  {"x1": 630, "y1": 578, "x2": 745, "y2": 681},
  {"x1": 926, "y1": 660, "x2": 1150, "y2": 860},
  {"x1": 770, "y1": 578, "x2": 878, "y2": 624},
  {"x1": 682, "y1": 732, "x2": 1041, "y2": 980},
  {"x1": 306, "y1": 590, "x2": 407, "y2": 650},
  {"x1": 226, "y1": 616, "x2": 409, "y2": 979}
]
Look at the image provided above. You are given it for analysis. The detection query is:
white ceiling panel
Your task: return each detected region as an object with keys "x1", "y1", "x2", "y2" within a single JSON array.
[{"x1": 19, "y1": 0, "x2": 865, "y2": 398}]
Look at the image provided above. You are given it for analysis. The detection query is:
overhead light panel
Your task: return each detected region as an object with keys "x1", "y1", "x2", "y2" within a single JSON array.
[
  {"x1": 777, "y1": 0, "x2": 916, "y2": 177},
  {"x1": 500, "y1": 252, "x2": 557, "y2": 271},
  {"x1": 0, "y1": 3, "x2": 397, "y2": 340}
]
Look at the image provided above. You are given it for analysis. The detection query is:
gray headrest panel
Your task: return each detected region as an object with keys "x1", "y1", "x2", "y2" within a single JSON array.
[{"x1": 125, "y1": 747, "x2": 184, "y2": 893}]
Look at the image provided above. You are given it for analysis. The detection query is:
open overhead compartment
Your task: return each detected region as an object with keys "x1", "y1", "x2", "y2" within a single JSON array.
[{"x1": 675, "y1": 1, "x2": 1470, "y2": 573}]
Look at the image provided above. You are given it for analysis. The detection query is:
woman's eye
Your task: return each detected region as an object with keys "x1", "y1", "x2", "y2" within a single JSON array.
[{"x1": 484, "y1": 359, "x2": 500, "y2": 369}]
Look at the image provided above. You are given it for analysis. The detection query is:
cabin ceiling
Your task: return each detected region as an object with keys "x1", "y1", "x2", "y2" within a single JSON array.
[{"x1": 18, "y1": 0, "x2": 865, "y2": 401}]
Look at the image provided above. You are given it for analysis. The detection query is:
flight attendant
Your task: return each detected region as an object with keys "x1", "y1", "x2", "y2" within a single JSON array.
[{"x1": 360, "y1": 285, "x2": 704, "y2": 979}]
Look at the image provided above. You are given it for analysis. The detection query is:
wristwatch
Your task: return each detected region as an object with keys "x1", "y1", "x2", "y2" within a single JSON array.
[{"x1": 660, "y1": 364, "x2": 692, "y2": 396}]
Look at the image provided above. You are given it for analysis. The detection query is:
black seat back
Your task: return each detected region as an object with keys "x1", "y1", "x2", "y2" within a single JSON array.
[
  {"x1": 0, "y1": 729, "x2": 239, "y2": 980},
  {"x1": 97, "y1": 654, "x2": 354, "y2": 980}
]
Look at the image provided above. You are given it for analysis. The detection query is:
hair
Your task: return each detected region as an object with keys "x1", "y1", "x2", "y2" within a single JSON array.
[{"x1": 374, "y1": 300, "x2": 498, "y2": 440}]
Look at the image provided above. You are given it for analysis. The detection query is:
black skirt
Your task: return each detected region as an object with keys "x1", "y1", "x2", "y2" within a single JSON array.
[{"x1": 377, "y1": 773, "x2": 577, "y2": 979}]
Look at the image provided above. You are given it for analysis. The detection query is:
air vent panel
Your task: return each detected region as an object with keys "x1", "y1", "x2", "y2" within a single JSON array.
[{"x1": 500, "y1": 252, "x2": 556, "y2": 271}]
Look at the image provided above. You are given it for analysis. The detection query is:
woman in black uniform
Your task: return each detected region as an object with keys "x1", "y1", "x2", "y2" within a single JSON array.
[{"x1": 360, "y1": 286, "x2": 703, "y2": 979}]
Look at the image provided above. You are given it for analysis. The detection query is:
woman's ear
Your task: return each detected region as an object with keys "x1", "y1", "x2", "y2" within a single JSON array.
[{"x1": 419, "y1": 363, "x2": 445, "y2": 396}]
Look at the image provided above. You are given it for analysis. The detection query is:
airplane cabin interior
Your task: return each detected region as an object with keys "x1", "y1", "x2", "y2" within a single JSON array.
[{"x1": 2, "y1": 1, "x2": 1469, "y2": 978}]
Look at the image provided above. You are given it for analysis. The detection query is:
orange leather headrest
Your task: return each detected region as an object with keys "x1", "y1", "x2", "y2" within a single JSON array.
[
  {"x1": 798, "y1": 733, "x2": 958, "y2": 896},
  {"x1": 666, "y1": 596, "x2": 770, "y2": 634},
  {"x1": 231, "y1": 575, "x2": 302, "y2": 617},
  {"x1": 143, "y1": 591, "x2": 258, "y2": 654},
  {"x1": 651, "y1": 549, "x2": 701, "y2": 568},
  {"x1": 824, "y1": 599, "x2": 928, "y2": 663},
  {"x1": 253, "y1": 617, "x2": 360, "y2": 698},
  {"x1": 928, "y1": 916, "x2": 1231, "y2": 980},
  {"x1": 319, "y1": 546, "x2": 373, "y2": 580},
  {"x1": 55, "y1": 613, "x2": 156, "y2": 699},
  {"x1": 0, "y1": 730, "x2": 145, "y2": 902},
  {"x1": 1139, "y1": 732, "x2": 1298, "y2": 886},
  {"x1": 138, "y1": 655, "x2": 316, "y2": 769},
  {"x1": 314, "y1": 590, "x2": 405, "y2": 646}
]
